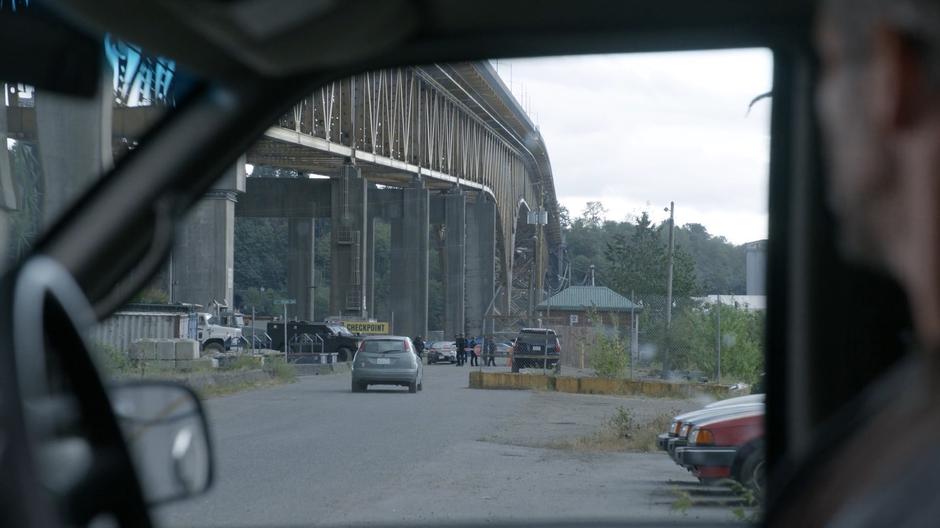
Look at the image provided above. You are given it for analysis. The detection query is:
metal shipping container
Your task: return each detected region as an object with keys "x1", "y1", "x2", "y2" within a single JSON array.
[{"x1": 89, "y1": 304, "x2": 198, "y2": 354}]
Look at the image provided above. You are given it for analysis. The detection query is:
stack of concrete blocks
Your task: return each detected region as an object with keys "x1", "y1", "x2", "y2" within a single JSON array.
[{"x1": 129, "y1": 339, "x2": 218, "y2": 371}]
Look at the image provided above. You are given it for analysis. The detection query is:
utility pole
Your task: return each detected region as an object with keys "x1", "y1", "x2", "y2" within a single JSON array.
[
  {"x1": 590, "y1": 265, "x2": 595, "y2": 286},
  {"x1": 664, "y1": 201, "x2": 675, "y2": 376},
  {"x1": 716, "y1": 294, "x2": 722, "y2": 383},
  {"x1": 536, "y1": 190, "x2": 545, "y2": 304},
  {"x1": 630, "y1": 289, "x2": 636, "y2": 380}
]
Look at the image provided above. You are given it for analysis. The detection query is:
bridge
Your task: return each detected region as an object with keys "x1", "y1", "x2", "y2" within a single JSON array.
[{"x1": 1, "y1": 61, "x2": 562, "y2": 338}]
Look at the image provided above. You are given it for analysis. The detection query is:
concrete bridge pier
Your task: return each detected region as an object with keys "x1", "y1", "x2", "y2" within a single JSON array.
[
  {"x1": 330, "y1": 162, "x2": 368, "y2": 319},
  {"x1": 465, "y1": 193, "x2": 496, "y2": 338},
  {"x1": 287, "y1": 218, "x2": 316, "y2": 321},
  {"x1": 171, "y1": 157, "x2": 246, "y2": 309},
  {"x1": 441, "y1": 191, "x2": 466, "y2": 338},
  {"x1": 388, "y1": 181, "x2": 429, "y2": 338}
]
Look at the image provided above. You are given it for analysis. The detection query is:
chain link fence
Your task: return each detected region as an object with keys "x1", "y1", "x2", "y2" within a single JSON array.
[
  {"x1": 429, "y1": 295, "x2": 764, "y2": 384},
  {"x1": 633, "y1": 295, "x2": 764, "y2": 384}
]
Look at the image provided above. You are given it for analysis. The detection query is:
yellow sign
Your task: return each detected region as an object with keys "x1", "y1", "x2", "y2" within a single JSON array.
[{"x1": 343, "y1": 321, "x2": 390, "y2": 334}]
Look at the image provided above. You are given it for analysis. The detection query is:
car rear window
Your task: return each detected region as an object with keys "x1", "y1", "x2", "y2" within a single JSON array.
[{"x1": 361, "y1": 339, "x2": 408, "y2": 355}]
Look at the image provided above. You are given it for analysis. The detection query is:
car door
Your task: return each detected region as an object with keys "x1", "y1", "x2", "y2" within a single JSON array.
[{"x1": 6, "y1": 1, "x2": 913, "y2": 526}]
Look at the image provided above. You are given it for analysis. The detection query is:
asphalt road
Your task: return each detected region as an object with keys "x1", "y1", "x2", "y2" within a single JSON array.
[{"x1": 156, "y1": 364, "x2": 749, "y2": 527}]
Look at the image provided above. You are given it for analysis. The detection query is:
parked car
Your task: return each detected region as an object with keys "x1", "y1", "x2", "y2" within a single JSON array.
[
  {"x1": 510, "y1": 328, "x2": 561, "y2": 372},
  {"x1": 657, "y1": 395, "x2": 765, "y2": 450},
  {"x1": 703, "y1": 393, "x2": 765, "y2": 409},
  {"x1": 427, "y1": 341, "x2": 457, "y2": 364},
  {"x1": 658, "y1": 402, "x2": 764, "y2": 458},
  {"x1": 675, "y1": 409, "x2": 765, "y2": 494},
  {"x1": 351, "y1": 336, "x2": 424, "y2": 393}
]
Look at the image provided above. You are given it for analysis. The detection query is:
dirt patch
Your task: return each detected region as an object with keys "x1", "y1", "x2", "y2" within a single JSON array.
[{"x1": 479, "y1": 390, "x2": 697, "y2": 452}]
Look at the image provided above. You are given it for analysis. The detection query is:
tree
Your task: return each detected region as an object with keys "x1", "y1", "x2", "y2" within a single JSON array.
[
  {"x1": 604, "y1": 212, "x2": 698, "y2": 299},
  {"x1": 579, "y1": 201, "x2": 607, "y2": 229},
  {"x1": 557, "y1": 205, "x2": 572, "y2": 230}
]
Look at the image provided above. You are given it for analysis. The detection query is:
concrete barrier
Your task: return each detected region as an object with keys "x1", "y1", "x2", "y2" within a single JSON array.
[
  {"x1": 469, "y1": 371, "x2": 554, "y2": 391},
  {"x1": 469, "y1": 371, "x2": 730, "y2": 399}
]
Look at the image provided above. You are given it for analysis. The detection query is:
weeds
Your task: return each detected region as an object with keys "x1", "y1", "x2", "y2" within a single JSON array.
[
  {"x1": 607, "y1": 406, "x2": 636, "y2": 437},
  {"x1": 727, "y1": 480, "x2": 761, "y2": 523},
  {"x1": 670, "y1": 488, "x2": 692, "y2": 516},
  {"x1": 545, "y1": 407, "x2": 679, "y2": 453},
  {"x1": 590, "y1": 334, "x2": 629, "y2": 378},
  {"x1": 222, "y1": 355, "x2": 264, "y2": 371},
  {"x1": 92, "y1": 342, "x2": 129, "y2": 375},
  {"x1": 264, "y1": 357, "x2": 297, "y2": 383}
]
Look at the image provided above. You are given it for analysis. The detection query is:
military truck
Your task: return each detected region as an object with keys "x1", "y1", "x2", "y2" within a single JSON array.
[{"x1": 267, "y1": 320, "x2": 363, "y2": 361}]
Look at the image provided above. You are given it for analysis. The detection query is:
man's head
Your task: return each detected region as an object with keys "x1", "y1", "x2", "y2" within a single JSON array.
[
  {"x1": 818, "y1": 0, "x2": 940, "y2": 343},
  {"x1": 818, "y1": 0, "x2": 940, "y2": 269}
]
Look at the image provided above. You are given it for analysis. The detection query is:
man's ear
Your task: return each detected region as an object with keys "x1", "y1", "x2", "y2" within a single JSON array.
[{"x1": 869, "y1": 25, "x2": 929, "y2": 132}]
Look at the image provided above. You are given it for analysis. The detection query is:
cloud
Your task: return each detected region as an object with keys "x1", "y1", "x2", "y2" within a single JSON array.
[{"x1": 498, "y1": 48, "x2": 773, "y2": 245}]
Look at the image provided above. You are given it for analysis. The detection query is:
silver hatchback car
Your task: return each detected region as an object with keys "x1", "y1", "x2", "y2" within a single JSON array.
[{"x1": 351, "y1": 336, "x2": 424, "y2": 393}]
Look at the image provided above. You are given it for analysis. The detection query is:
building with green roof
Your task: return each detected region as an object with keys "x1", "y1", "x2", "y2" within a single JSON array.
[{"x1": 536, "y1": 285, "x2": 641, "y2": 328}]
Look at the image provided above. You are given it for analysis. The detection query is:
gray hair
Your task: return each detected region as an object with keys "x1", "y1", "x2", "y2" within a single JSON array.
[{"x1": 824, "y1": 0, "x2": 940, "y2": 86}]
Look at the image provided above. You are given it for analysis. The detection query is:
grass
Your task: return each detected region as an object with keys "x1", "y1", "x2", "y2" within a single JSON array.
[
  {"x1": 670, "y1": 488, "x2": 693, "y2": 516},
  {"x1": 543, "y1": 406, "x2": 679, "y2": 453},
  {"x1": 264, "y1": 357, "x2": 298, "y2": 383},
  {"x1": 92, "y1": 342, "x2": 298, "y2": 398},
  {"x1": 727, "y1": 480, "x2": 761, "y2": 523},
  {"x1": 221, "y1": 355, "x2": 264, "y2": 371},
  {"x1": 197, "y1": 376, "x2": 286, "y2": 399}
]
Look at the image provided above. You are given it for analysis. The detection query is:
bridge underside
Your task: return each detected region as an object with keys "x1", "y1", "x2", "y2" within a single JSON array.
[{"x1": 3, "y1": 62, "x2": 561, "y2": 340}]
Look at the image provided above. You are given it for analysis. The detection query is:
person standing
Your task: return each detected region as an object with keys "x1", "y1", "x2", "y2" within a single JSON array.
[
  {"x1": 412, "y1": 335, "x2": 425, "y2": 360},
  {"x1": 455, "y1": 334, "x2": 466, "y2": 366},
  {"x1": 485, "y1": 336, "x2": 497, "y2": 366},
  {"x1": 469, "y1": 336, "x2": 479, "y2": 366}
]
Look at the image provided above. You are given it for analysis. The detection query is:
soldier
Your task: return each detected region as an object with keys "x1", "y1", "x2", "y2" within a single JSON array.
[
  {"x1": 412, "y1": 335, "x2": 425, "y2": 359},
  {"x1": 455, "y1": 333, "x2": 466, "y2": 366},
  {"x1": 485, "y1": 336, "x2": 497, "y2": 366},
  {"x1": 469, "y1": 336, "x2": 479, "y2": 366}
]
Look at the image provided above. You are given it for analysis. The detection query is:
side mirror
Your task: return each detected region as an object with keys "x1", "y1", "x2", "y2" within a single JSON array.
[{"x1": 108, "y1": 381, "x2": 213, "y2": 505}]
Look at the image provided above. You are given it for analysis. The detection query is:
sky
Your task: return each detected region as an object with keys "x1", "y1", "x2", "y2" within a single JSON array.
[{"x1": 495, "y1": 49, "x2": 773, "y2": 245}]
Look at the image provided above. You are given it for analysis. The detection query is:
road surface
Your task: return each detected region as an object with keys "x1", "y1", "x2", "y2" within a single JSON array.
[{"x1": 156, "y1": 364, "x2": 749, "y2": 527}]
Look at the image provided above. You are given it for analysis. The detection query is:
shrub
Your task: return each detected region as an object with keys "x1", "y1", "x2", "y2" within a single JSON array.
[
  {"x1": 264, "y1": 357, "x2": 297, "y2": 383},
  {"x1": 590, "y1": 333, "x2": 629, "y2": 378},
  {"x1": 92, "y1": 342, "x2": 129, "y2": 374}
]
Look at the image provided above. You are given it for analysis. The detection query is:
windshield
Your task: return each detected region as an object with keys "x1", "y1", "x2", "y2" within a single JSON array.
[
  {"x1": 55, "y1": 44, "x2": 768, "y2": 526},
  {"x1": 329, "y1": 324, "x2": 353, "y2": 337}
]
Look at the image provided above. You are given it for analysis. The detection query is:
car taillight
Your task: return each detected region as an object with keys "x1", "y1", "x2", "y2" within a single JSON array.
[{"x1": 554, "y1": 338, "x2": 561, "y2": 354}]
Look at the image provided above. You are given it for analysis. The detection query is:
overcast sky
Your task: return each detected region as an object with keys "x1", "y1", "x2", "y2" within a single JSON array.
[{"x1": 495, "y1": 49, "x2": 773, "y2": 245}]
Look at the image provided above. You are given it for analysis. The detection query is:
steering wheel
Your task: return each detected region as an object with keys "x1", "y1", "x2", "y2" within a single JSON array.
[{"x1": 1, "y1": 256, "x2": 151, "y2": 526}]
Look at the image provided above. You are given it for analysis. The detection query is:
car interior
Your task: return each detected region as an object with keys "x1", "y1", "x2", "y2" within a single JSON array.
[{"x1": 0, "y1": 0, "x2": 918, "y2": 526}]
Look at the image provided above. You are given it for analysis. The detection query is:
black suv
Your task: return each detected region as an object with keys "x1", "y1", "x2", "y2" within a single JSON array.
[
  {"x1": 511, "y1": 328, "x2": 561, "y2": 372},
  {"x1": 267, "y1": 321, "x2": 363, "y2": 361}
]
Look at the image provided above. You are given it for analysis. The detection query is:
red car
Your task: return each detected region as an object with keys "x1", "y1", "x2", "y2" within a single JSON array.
[{"x1": 675, "y1": 409, "x2": 765, "y2": 494}]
